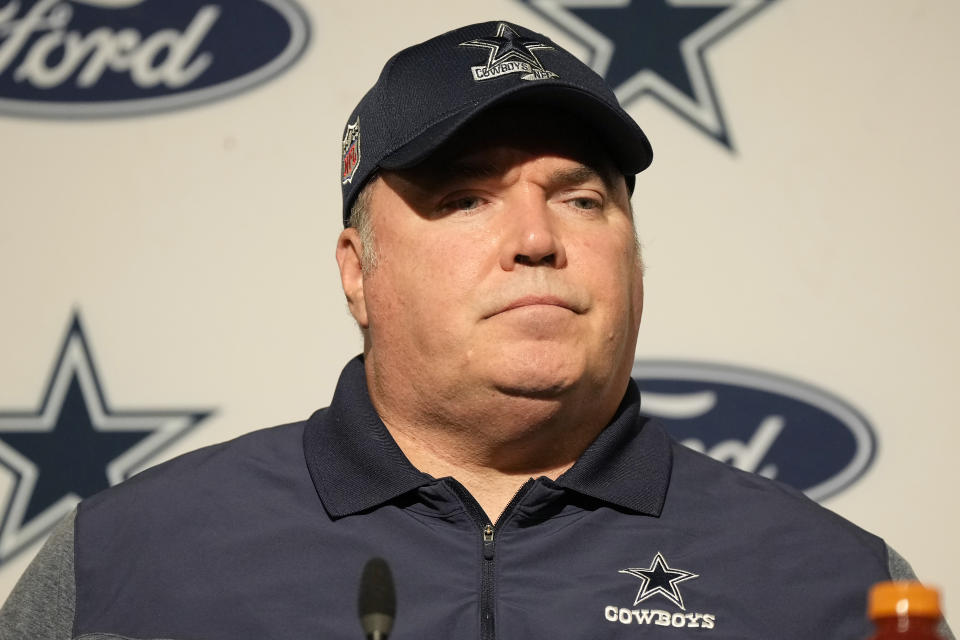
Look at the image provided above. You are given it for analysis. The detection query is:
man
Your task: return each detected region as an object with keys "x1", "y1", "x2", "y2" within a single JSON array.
[{"x1": 0, "y1": 20, "x2": 953, "y2": 639}]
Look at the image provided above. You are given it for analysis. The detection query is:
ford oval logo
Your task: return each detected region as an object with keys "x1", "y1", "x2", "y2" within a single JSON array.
[
  {"x1": 632, "y1": 360, "x2": 876, "y2": 501},
  {"x1": 0, "y1": 0, "x2": 310, "y2": 118}
]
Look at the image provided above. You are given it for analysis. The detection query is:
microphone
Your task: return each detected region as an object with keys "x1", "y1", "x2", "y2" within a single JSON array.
[{"x1": 358, "y1": 557, "x2": 396, "y2": 640}]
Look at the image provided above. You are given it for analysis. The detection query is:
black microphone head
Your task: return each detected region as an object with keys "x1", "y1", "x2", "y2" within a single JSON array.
[{"x1": 358, "y1": 557, "x2": 396, "y2": 638}]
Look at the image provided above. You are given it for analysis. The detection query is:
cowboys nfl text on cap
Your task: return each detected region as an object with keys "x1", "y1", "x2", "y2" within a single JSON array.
[{"x1": 339, "y1": 20, "x2": 654, "y2": 226}]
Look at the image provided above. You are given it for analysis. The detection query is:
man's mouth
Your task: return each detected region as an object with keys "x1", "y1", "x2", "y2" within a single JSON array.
[{"x1": 491, "y1": 295, "x2": 581, "y2": 317}]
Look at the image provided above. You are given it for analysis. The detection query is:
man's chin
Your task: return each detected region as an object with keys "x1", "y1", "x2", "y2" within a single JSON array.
[
  {"x1": 489, "y1": 370, "x2": 579, "y2": 400},
  {"x1": 476, "y1": 349, "x2": 585, "y2": 396},
  {"x1": 492, "y1": 382, "x2": 569, "y2": 399}
]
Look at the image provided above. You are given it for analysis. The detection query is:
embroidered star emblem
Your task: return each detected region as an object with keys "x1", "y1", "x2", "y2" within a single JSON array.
[
  {"x1": 0, "y1": 313, "x2": 212, "y2": 564},
  {"x1": 460, "y1": 22, "x2": 554, "y2": 69},
  {"x1": 517, "y1": 0, "x2": 780, "y2": 148},
  {"x1": 619, "y1": 552, "x2": 699, "y2": 610}
]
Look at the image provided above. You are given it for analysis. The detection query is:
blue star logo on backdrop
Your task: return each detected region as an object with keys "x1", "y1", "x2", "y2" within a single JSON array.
[
  {"x1": 0, "y1": 313, "x2": 212, "y2": 564},
  {"x1": 517, "y1": 0, "x2": 780, "y2": 148},
  {"x1": 619, "y1": 552, "x2": 699, "y2": 610}
]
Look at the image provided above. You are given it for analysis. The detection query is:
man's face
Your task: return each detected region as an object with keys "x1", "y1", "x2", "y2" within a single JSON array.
[{"x1": 338, "y1": 108, "x2": 644, "y2": 419}]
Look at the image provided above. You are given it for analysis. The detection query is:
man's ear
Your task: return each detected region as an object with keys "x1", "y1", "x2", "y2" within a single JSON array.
[{"x1": 336, "y1": 227, "x2": 369, "y2": 328}]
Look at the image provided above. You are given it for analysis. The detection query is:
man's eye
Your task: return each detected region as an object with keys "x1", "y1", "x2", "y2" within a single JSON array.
[
  {"x1": 570, "y1": 197, "x2": 601, "y2": 210},
  {"x1": 443, "y1": 196, "x2": 484, "y2": 212}
]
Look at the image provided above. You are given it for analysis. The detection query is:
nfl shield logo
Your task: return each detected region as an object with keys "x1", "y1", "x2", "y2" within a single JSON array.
[{"x1": 341, "y1": 119, "x2": 361, "y2": 184}]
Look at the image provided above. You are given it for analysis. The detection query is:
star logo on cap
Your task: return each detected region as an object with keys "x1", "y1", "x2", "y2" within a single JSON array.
[
  {"x1": 619, "y1": 552, "x2": 699, "y2": 610},
  {"x1": 460, "y1": 22, "x2": 554, "y2": 69}
]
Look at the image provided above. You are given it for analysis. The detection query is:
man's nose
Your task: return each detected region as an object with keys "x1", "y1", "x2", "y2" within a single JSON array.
[{"x1": 498, "y1": 197, "x2": 567, "y2": 270}]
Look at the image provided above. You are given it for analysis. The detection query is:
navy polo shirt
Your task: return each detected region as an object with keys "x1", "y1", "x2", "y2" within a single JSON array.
[{"x1": 64, "y1": 356, "x2": 891, "y2": 638}]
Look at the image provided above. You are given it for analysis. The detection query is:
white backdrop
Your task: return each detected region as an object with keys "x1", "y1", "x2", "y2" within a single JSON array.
[{"x1": 0, "y1": 0, "x2": 957, "y2": 624}]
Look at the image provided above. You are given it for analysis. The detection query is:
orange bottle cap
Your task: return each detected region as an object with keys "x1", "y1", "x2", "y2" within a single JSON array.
[{"x1": 869, "y1": 581, "x2": 941, "y2": 619}]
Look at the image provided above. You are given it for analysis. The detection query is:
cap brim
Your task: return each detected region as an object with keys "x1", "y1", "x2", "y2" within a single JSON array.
[{"x1": 377, "y1": 81, "x2": 652, "y2": 176}]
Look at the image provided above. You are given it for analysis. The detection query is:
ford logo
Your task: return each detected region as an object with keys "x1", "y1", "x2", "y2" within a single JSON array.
[
  {"x1": 632, "y1": 360, "x2": 876, "y2": 501},
  {"x1": 0, "y1": 0, "x2": 310, "y2": 118}
]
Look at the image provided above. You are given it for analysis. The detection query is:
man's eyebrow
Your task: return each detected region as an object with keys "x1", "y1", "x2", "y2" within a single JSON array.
[
  {"x1": 549, "y1": 164, "x2": 617, "y2": 191},
  {"x1": 433, "y1": 161, "x2": 501, "y2": 183},
  {"x1": 416, "y1": 159, "x2": 619, "y2": 191}
]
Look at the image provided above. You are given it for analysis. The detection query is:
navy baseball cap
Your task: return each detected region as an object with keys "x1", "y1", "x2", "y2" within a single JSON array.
[{"x1": 339, "y1": 20, "x2": 653, "y2": 226}]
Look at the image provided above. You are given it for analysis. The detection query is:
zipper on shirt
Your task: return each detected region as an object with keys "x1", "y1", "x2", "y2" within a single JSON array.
[
  {"x1": 482, "y1": 523, "x2": 495, "y2": 559},
  {"x1": 480, "y1": 522, "x2": 496, "y2": 639},
  {"x1": 450, "y1": 479, "x2": 534, "y2": 640}
]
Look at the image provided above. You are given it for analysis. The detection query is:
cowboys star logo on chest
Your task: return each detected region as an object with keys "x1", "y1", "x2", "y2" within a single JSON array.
[{"x1": 603, "y1": 552, "x2": 718, "y2": 630}]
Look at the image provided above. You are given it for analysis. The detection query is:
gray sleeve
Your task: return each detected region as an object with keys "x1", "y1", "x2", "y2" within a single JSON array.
[
  {"x1": 0, "y1": 510, "x2": 77, "y2": 640},
  {"x1": 887, "y1": 543, "x2": 955, "y2": 640}
]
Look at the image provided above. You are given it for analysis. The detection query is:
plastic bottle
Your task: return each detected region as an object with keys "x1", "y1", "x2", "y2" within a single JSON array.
[{"x1": 868, "y1": 581, "x2": 944, "y2": 639}]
